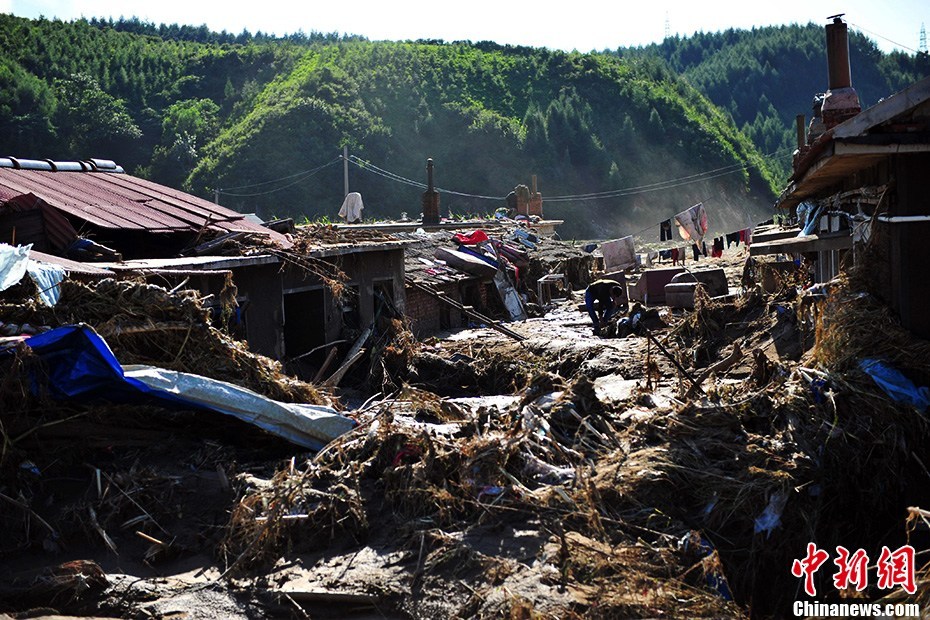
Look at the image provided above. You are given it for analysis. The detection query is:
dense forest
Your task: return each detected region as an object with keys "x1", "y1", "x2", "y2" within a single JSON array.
[
  {"x1": 0, "y1": 14, "x2": 926, "y2": 238},
  {"x1": 625, "y1": 24, "x2": 930, "y2": 180}
]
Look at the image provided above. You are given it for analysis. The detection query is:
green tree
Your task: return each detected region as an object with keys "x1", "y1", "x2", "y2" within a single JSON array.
[
  {"x1": 149, "y1": 98, "x2": 219, "y2": 186},
  {"x1": 53, "y1": 72, "x2": 142, "y2": 160}
]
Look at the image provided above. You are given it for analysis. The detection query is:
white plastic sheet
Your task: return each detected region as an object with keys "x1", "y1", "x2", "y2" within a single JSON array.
[
  {"x1": 0, "y1": 243, "x2": 31, "y2": 292},
  {"x1": 123, "y1": 364, "x2": 356, "y2": 450},
  {"x1": 26, "y1": 262, "x2": 66, "y2": 306},
  {"x1": 0, "y1": 243, "x2": 67, "y2": 306}
]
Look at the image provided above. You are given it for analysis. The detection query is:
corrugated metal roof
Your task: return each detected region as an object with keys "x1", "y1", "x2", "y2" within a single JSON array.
[
  {"x1": 2, "y1": 192, "x2": 80, "y2": 250},
  {"x1": 0, "y1": 168, "x2": 291, "y2": 247},
  {"x1": 28, "y1": 249, "x2": 112, "y2": 275}
]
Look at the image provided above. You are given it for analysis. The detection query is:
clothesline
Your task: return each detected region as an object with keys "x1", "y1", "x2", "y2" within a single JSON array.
[{"x1": 599, "y1": 201, "x2": 763, "y2": 271}]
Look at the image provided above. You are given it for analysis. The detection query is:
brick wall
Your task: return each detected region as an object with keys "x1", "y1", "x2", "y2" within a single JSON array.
[{"x1": 405, "y1": 282, "x2": 464, "y2": 336}]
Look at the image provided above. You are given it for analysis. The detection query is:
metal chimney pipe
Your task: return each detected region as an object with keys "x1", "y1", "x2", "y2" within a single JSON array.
[{"x1": 825, "y1": 17, "x2": 852, "y2": 90}]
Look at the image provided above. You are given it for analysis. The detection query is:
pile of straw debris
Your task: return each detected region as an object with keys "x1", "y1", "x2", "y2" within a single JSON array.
[{"x1": 2, "y1": 252, "x2": 929, "y2": 618}]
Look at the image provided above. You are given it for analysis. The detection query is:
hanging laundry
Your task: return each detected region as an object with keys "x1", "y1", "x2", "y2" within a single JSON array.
[
  {"x1": 338, "y1": 192, "x2": 364, "y2": 223},
  {"x1": 670, "y1": 248, "x2": 680, "y2": 265},
  {"x1": 659, "y1": 249, "x2": 672, "y2": 262},
  {"x1": 601, "y1": 235, "x2": 636, "y2": 271},
  {"x1": 675, "y1": 203, "x2": 709, "y2": 244},
  {"x1": 660, "y1": 219, "x2": 673, "y2": 241},
  {"x1": 725, "y1": 231, "x2": 741, "y2": 248},
  {"x1": 692, "y1": 243, "x2": 701, "y2": 262},
  {"x1": 712, "y1": 237, "x2": 724, "y2": 258}
]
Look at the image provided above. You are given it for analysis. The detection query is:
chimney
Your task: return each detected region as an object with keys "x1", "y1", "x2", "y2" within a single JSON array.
[
  {"x1": 421, "y1": 158, "x2": 440, "y2": 225},
  {"x1": 821, "y1": 15, "x2": 860, "y2": 128}
]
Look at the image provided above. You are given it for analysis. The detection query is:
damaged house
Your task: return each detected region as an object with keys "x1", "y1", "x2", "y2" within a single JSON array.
[
  {"x1": 751, "y1": 17, "x2": 930, "y2": 339},
  {"x1": 0, "y1": 158, "x2": 410, "y2": 366}
]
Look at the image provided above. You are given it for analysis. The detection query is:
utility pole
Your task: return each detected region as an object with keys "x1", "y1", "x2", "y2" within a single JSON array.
[
  {"x1": 920, "y1": 23, "x2": 927, "y2": 54},
  {"x1": 343, "y1": 145, "x2": 349, "y2": 196},
  {"x1": 214, "y1": 187, "x2": 220, "y2": 204}
]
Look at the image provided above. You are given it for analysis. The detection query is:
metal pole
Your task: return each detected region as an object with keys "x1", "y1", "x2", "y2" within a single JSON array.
[{"x1": 343, "y1": 145, "x2": 349, "y2": 196}]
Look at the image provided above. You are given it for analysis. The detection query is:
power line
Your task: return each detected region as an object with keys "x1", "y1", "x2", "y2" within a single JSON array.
[
  {"x1": 217, "y1": 157, "x2": 341, "y2": 196},
  {"x1": 347, "y1": 156, "x2": 506, "y2": 200},
  {"x1": 546, "y1": 148, "x2": 794, "y2": 202},
  {"x1": 848, "y1": 21, "x2": 921, "y2": 55},
  {"x1": 346, "y1": 148, "x2": 791, "y2": 205}
]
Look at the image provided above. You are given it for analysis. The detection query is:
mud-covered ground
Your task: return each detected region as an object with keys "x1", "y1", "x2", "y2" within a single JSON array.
[{"x1": 2, "y1": 245, "x2": 929, "y2": 619}]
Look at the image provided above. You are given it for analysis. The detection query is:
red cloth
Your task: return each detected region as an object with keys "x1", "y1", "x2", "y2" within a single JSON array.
[{"x1": 452, "y1": 230, "x2": 489, "y2": 245}]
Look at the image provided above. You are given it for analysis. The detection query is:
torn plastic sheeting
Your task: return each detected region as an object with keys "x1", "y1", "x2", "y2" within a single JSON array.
[
  {"x1": 23, "y1": 325, "x2": 355, "y2": 450},
  {"x1": 679, "y1": 532, "x2": 733, "y2": 601},
  {"x1": 123, "y1": 365, "x2": 356, "y2": 451},
  {"x1": 753, "y1": 491, "x2": 788, "y2": 539},
  {"x1": 0, "y1": 243, "x2": 31, "y2": 291},
  {"x1": 0, "y1": 243, "x2": 66, "y2": 306},
  {"x1": 859, "y1": 358, "x2": 930, "y2": 411},
  {"x1": 26, "y1": 261, "x2": 65, "y2": 306}
]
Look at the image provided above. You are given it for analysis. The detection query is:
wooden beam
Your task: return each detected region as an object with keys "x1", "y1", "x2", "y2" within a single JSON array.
[
  {"x1": 405, "y1": 277, "x2": 526, "y2": 341},
  {"x1": 749, "y1": 232, "x2": 852, "y2": 256}
]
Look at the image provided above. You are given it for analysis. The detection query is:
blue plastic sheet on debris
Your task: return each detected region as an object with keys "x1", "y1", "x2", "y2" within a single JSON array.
[
  {"x1": 859, "y1": 358, "x2": 930, "y2": 411},
  {"x1": 24, "y1": 324, "x2": 156, "y2": 400},
  {"x1": 20, "y1": 325, "x2": 355, "y2": 450}
]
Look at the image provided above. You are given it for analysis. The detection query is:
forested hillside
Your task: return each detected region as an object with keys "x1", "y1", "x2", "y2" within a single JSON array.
[
  {"x1": 625, "y1": 23, "x2": 930, "y2": 179},
  {"x1": 1, "y1": 14, "x2": 924, "y2": 238}
]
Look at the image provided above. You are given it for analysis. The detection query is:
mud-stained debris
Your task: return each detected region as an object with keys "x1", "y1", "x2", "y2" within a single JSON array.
[{"x1": 2, "y1": 241, "x2": 928, "y2": 619}]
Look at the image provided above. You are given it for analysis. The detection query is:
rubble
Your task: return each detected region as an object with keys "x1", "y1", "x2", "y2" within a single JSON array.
[{"x1": 1, "y1": 235, "x2": 928, "y2": 619}]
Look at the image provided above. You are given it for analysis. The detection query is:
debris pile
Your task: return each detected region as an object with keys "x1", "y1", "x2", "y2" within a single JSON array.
[
  {"x1": 1, "y1": 241, "x2": 928, "y2": 618},
  {"x1": 1, "y1": 277, "x2": 327, "y2": 405}
]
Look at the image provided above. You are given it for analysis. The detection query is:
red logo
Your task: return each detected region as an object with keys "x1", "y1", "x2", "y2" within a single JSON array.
[
  {"x1": 792, "y1": 543, "x2": 830, "y2": 596},
  {"x1": 791, "y1": 543, "x2": 917, "y2": 596}
]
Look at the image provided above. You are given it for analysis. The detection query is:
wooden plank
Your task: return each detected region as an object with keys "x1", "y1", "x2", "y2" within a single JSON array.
[
  {"x1": 749, "y1": 232, "x2": 852, "y2": 256},
  {"x1": 405, "y1": 277, "x2": 525, "y2": 341},
  {"x1": 833, "y1": 76, "x2": 930, "y2": 139}
]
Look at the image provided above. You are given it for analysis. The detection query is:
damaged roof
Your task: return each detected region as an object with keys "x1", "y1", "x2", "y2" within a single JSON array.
[
  {"x1": 778, "y1": 76, "x2": 930, "y2": 210},
  {"x1": 0, "y1": 159, "x2": 291, "y2": 247}
]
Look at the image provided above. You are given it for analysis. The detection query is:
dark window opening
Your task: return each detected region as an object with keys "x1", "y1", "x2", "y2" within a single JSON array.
[{"x1": 283, "y1": 289, "x2": 326, "y2": 365}]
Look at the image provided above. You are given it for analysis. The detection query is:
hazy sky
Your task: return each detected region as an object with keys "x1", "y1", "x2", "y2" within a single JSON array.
[{"x1": 4, "y1": 0, "x2": 927, "y2": 54}]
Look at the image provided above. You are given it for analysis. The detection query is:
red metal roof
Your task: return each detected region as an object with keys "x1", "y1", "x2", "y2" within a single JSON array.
[
  {"x1": 2, "y1": 192, "x2": 80, "y2": 250},
  {"x1": 0, "y1": 168, "x2": 291, "y2": 247}
]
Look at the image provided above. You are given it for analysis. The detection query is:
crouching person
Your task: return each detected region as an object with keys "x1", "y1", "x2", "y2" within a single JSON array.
[{"x1": 584, "y1": 279, "x2": 626, "y2": 336}]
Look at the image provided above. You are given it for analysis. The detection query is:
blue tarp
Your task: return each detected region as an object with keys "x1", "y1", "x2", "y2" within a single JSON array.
[
  {"x1": 25, "y1": 324, "x2": 155, "y2": 400},
  {"x1": 22, "y1": 325, "x2": 355, "y2": 450},
  {"x1": 859, "y1": 358, "x2": 930, "y2": 411}
]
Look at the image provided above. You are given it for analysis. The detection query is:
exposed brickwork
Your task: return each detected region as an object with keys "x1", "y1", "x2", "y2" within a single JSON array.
[
  {"x1": 404, "y1": 282, "x2": 464, "y2": 336},
  {"x1": 516, "y1": 192, "x2": 543, "y2": 217}
]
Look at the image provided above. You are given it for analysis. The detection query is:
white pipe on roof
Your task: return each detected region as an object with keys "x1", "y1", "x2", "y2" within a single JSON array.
[{"x1": 876, "y1": 215, "x2": 930, "y2": 223}]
